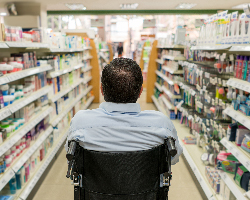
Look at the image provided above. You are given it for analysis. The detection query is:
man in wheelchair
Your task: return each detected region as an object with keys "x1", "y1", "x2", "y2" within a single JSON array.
[{"x1": 65, "y1": 58, "x2": 183, "y2": 200}]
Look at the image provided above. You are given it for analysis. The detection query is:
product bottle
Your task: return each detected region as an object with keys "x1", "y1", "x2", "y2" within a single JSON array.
[
  {"x1": 25, "y1": 162, "x2": 29, "y2": 182},
  {"x1": 238, "y1": 56, "x2": 244, "y2": 79},
  {"x1": 9, "y1": 175, "x2": 16, "y2": 194},
  {"x1": 235, "y1": 55, "x2": 240, "y2": 78},
  {"x1": 243, "y1": 56, "x2": 249, "y2": 80},
  {"x1": 16, "y1": 169, "x2": 22, "y2": 190},
  {"x1": 20, "y1": 166, "x2": 25, "y2": 186},
  {"x1": 237, "y1": 56, "x2": 244, "y2": 79},
  {"x1": 0, "y1": 157, "x2": 3, "y2": 174},
  {"x1": 5, "y1": 150, "x2": 12, "y2": 167}
]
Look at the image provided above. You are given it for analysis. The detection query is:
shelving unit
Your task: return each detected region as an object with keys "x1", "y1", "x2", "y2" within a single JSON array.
[
  {"x1": 162, "y1": 54, "x2": 186, "y2": 61},
  {"x1": 0, "y1": 86, "x2": 52, "y2": 121},
  {"x1": 0, "y1": 65, "x2": 53, "y2": 85},
  {"x1": 154, "y1": 82, "x2": 162, "y2": 92},
  {"x1": 227, "y1": 78, "x2": 250, "y2": 93},
  {"x1": 190, "y1": 45, "x2": 231, "y2": 51},
  {"x1": 162, "y1": 85, "x2": 182, "y2": 99},
  {"x1": 162, "y1": 66, "x2": 184, "y2": 74},
  {"x1": 0, "y1": 33, "x2": 97, "y2": 198}
]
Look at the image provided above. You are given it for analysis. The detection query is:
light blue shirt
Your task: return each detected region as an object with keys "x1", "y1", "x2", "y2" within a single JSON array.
[{"x1": 65, "y1": 102, "x2": 183, "y2": 165}]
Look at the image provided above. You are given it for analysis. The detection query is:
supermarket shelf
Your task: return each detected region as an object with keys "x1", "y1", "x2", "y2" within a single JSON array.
[
  {"x1": 227, "y1": 78, "x2": 250, "y2": 93},
  {"x1": 162, "y1": 85, "x2": 182, "y2": 99},
  {"x1": 0, "y1": 125, "x2": 53, "y2": 192},
  {"x1": 0, "y1": 85, "x2": 52, "y2": 121},
  {"x1": 173, "y1": 121, "x2": 221, "y2": 200},
  {"x1": 155, "y1": 70, "x2": 177, "y2": 85},
  {"x1": 155, "y1": 59, "x2": 164, "y2": 64},
  {"x1": 83, "y1": 55, "x2": 93, "y2": 60},
  {"x1": 50, "y1": 85, "x2": 93, "y2": 127},
  {"x1": 144, "y1": 46, "x2": 151, "y2": 50},
  {"x1": 83, "y1": 76, "x2": 92, "y2": 84},
  {"x1": 84, "y1": 46, "x2": 92, "y2": 50},
  {"x1": 82, "y1": 96, "x2": 95, "y2": 110},
  {"x1": 100, "y1": 49, "x2": 109, "y2": 52},
  {"x1": 99, "y1": 53, "x2": 109, "y2": 63},
  {"x1": 82, "y1": 66, "x2": 92, "y2": 73},
  {"x1": 219, "y1": 171, "x2": 247, "y2": 200},
  {"x1": 154, "y1": 82, "x2": 163, "y2": 92},
  {"x1": 161, "y1": 95, "x2": 174, "y2": 110},
  {"x1": 47, "y1": 63, "x2": 84, "y2": 78},
  {"x1": 0, "y1": 106, "x2": 53, "y2": 158},
  {"x1": 50, "y1": 79, "x2": 84, "y2": 102},
  {"x1": 50, "y1": 48, "x2": 85, "y2": 53},
  {"x1": 0, "y1": 65, "x2": 53, "y2": 85},
  {"x1": 12, "y1": 126, "x2": 54, "y2": 173},
  {"x1": 157, "y1": 45, "x2": 186, "y2": 49},
  {"x1": 221, "y1": 137, "x2": 250, "y2": 172},
  {"x1": 151, "y1": 95, "x2": 166, "y2": 114},
  {"x1": 191, "y1": 45, "x2": 231, "y2": 51},
  {"x1": 223, "y1": 106, "x2": 250, "y2": 130},
  {"x1": 143, "y1": 57, "x2": 149, "y2": 61},
  {"x1": 162, "y1": 66, "x2": 184, "y2": 74},
  {"x1": 162, "y1": 54, "x2": 186, "y2": 61},
  {"x1": 18, "y1": 127, "x2": 68, "y2": 200},
  {"x1": 0, "y1": 42, "x2": 9, "y2": 48},
  {"x1": 5, "y1": 42, "x2": 49, "y2": 48},
  {"x1": 229, "y1": 46, "x2": 250, "y2": 52}
]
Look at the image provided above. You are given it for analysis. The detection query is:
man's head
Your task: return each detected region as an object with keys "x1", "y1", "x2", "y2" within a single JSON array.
[{"x1": 101, "y1": 58, "x2": 143, "y2": 103}]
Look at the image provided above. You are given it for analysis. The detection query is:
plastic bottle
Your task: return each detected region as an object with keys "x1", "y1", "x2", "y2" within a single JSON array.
[
  {"x1": 0, "y1": 127, "x2": 7, "y2": 142},
  {"x1": 16, "y1": 169, "x2": 22, "y2": 190},
  {"x1": 17, "y1": 85, "x2": 24, "y2": 98},
  {"x1": 15, "y1": 141, "x2": 21, "y2": 157},
  {"x1": 235, "y1": 55, "x2": 240, "y2": 78},
  {"x1": 24, "y1": 162, "x2": 29, "y2": 182},
  {"x1": 0, "y1": 124, "x2": 12, "y2": 138},
  {"x1": 1, "y1": 84, "x2": 9, "y2": 95},
  {"x1": 237, "y1": 56, "x2": 244, "y2": 79},
  {"x1": 11, "y1": 146, "x2": 16, "y2": 161},
  {"x1": 9, "y1": 175, "x2": 16, "y2": 194},
  {"x1": 20, "y1": 166, "x2": 25, "y2": 186},
  {"x1": 0, "y1": 157, "x2": 3, "y2": 174},
  {"x1": 9, "y1": 88, "x2": 15, "y2": 104}
]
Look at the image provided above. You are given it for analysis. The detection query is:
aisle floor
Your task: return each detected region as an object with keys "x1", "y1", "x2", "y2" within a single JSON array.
[{"x1": 31, "y1": 92, "x2": 203, "y2": 200}]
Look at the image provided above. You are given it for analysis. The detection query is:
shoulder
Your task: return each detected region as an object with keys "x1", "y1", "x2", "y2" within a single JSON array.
[
  {"x1": 70, "y1": 108, "x2": 104, "y2": 131},
  {"x1": 139, "y1": 110, "x2": 174, "y2": 131}
]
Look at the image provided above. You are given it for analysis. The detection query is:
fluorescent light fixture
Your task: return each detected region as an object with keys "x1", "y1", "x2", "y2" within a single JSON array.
[
  {"x1": 0, "y1": 13, "x2": 7, "y2": 16},
  {"x1": 120, "y1": 3, "x2": 139, "y2": 9},
  {"x1": 232, "y1": 3, "x2": 250, "y2": 9},
  {"x1": 65, "y1": 3, "x2": 86, "y2": 10},
  {"x1": 176, "y1": 3, "x2": 197, "y2": 9}
]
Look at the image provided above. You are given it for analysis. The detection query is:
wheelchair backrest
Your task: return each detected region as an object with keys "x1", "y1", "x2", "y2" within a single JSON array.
[{"x1": 74, "y1": 144, "x2": 169, "y2": 199}]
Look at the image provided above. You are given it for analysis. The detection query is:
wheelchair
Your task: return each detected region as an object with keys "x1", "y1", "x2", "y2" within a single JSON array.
[{"x1": 66, "y1": 137, "x2": 177, "y2": 200}]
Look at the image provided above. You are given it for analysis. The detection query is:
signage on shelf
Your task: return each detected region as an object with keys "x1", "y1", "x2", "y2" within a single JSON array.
[
  {"x1": 91, "y1": 19, "x2": 104, "y2": 28},
  {"x1": 143, "y1": 19, "x2": 156, "y2": 28}
]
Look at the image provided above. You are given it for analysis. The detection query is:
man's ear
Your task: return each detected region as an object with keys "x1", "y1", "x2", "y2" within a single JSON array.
[
  {"x1": 139, "y1": 86, "x2": 143, "y2": 98},
  {"x1": 100, "y1": 83, "x2": 104, "y2": 96}
]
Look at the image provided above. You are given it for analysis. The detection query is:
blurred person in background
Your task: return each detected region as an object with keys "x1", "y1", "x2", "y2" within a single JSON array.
[{"x1": 117, "y1": 42, "x2": 123, "y2": 58}]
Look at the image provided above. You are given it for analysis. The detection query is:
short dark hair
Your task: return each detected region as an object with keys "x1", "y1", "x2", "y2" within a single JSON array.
[{"x1": 101, "y1": 58, "x2": 143, "y2": 103}]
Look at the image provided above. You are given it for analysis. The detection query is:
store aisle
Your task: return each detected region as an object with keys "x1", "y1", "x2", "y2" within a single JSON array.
[{"x1": 30, "y1": 91, "x2": 203, "y2": 200}]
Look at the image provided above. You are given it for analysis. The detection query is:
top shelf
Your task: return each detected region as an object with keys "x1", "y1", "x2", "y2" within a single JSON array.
[
  {"x1": 100, "y1": 49, "x2": 109, "y2": 52},
  {"x1": 157, "y1": 45, "x2": 186, "y2": 49},
  {"x1": 190, "y1": 45, "x2": 250, "y2": 52},
  {"x1": 0, "y1": 42, "x2": 92, "y2": 52},
  {"x1": 191, "y1": 45, "x2": 231, "y2": 51}
]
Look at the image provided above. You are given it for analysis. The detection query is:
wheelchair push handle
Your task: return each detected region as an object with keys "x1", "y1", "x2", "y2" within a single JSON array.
[
  {"x1": 165, "y1": 136, "x2": 177, "y2": 157},
  {"x1": 66, "y1": 140, "x2": 77, "y2": 161}
]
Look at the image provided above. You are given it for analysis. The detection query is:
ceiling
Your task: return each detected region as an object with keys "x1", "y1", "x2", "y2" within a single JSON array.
[{"x1": 0, "y1": 0, "x2": 246, "y2": 12}]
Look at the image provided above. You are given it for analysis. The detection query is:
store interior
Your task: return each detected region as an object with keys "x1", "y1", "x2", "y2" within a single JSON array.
[{"x1": 0, "y1": 0, "x2": 250, "y2": 200}]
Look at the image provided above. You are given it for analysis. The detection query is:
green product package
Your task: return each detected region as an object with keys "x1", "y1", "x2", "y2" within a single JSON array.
[
  {"x1": 221, "y1": 155, "x2": 239, "y2": 174},
  {"x1": 235, "y1": 165, "x2": 248, "y2": 187}
]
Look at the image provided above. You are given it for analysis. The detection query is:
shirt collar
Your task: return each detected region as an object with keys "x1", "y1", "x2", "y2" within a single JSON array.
[{"x1": 99, "y1": 102, "x2": 141, "y2": 113}]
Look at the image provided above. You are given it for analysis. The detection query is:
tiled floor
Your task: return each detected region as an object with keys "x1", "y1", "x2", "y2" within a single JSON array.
[{"x1": 30, "y1": 91, "x2": 204, "y2": 200}]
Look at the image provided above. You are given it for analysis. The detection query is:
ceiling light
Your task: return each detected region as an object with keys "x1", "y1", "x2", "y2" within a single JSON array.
[
  {"x1": 232, "y1": 3, "x2": 250, "y2": 9},
  {"x1": 65, "y1": 3, "x2": 86, "y2": 10},
  {"x1": 120, "y1": 3, "x2": 139, "y2": 9},
  {"x1": 0, "y1": 13, "x2": 7, "y2": 16},
  {"x1": 175, "y1": 3, "x2": 197, "y2": 9}
]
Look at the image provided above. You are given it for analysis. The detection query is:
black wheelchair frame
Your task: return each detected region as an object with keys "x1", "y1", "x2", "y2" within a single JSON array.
[{"x1": 66, "y1": 137, "x2": 177, "y2": 200}]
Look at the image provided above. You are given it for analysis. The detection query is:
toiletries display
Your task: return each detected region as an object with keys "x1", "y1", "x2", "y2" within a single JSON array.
[{"x1": 0, "y1": 25, "x2": 95, "y2": 199}]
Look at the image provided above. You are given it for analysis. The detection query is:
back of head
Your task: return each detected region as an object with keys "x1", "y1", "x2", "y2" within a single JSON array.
[{"x1": 101, "y1": 58, "x2": 143, "y2": 103}]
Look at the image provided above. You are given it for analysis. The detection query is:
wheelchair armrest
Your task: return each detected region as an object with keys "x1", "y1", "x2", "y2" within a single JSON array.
[{"x1": 66, "y1": 140, "x2": 78, "y2": 161}]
